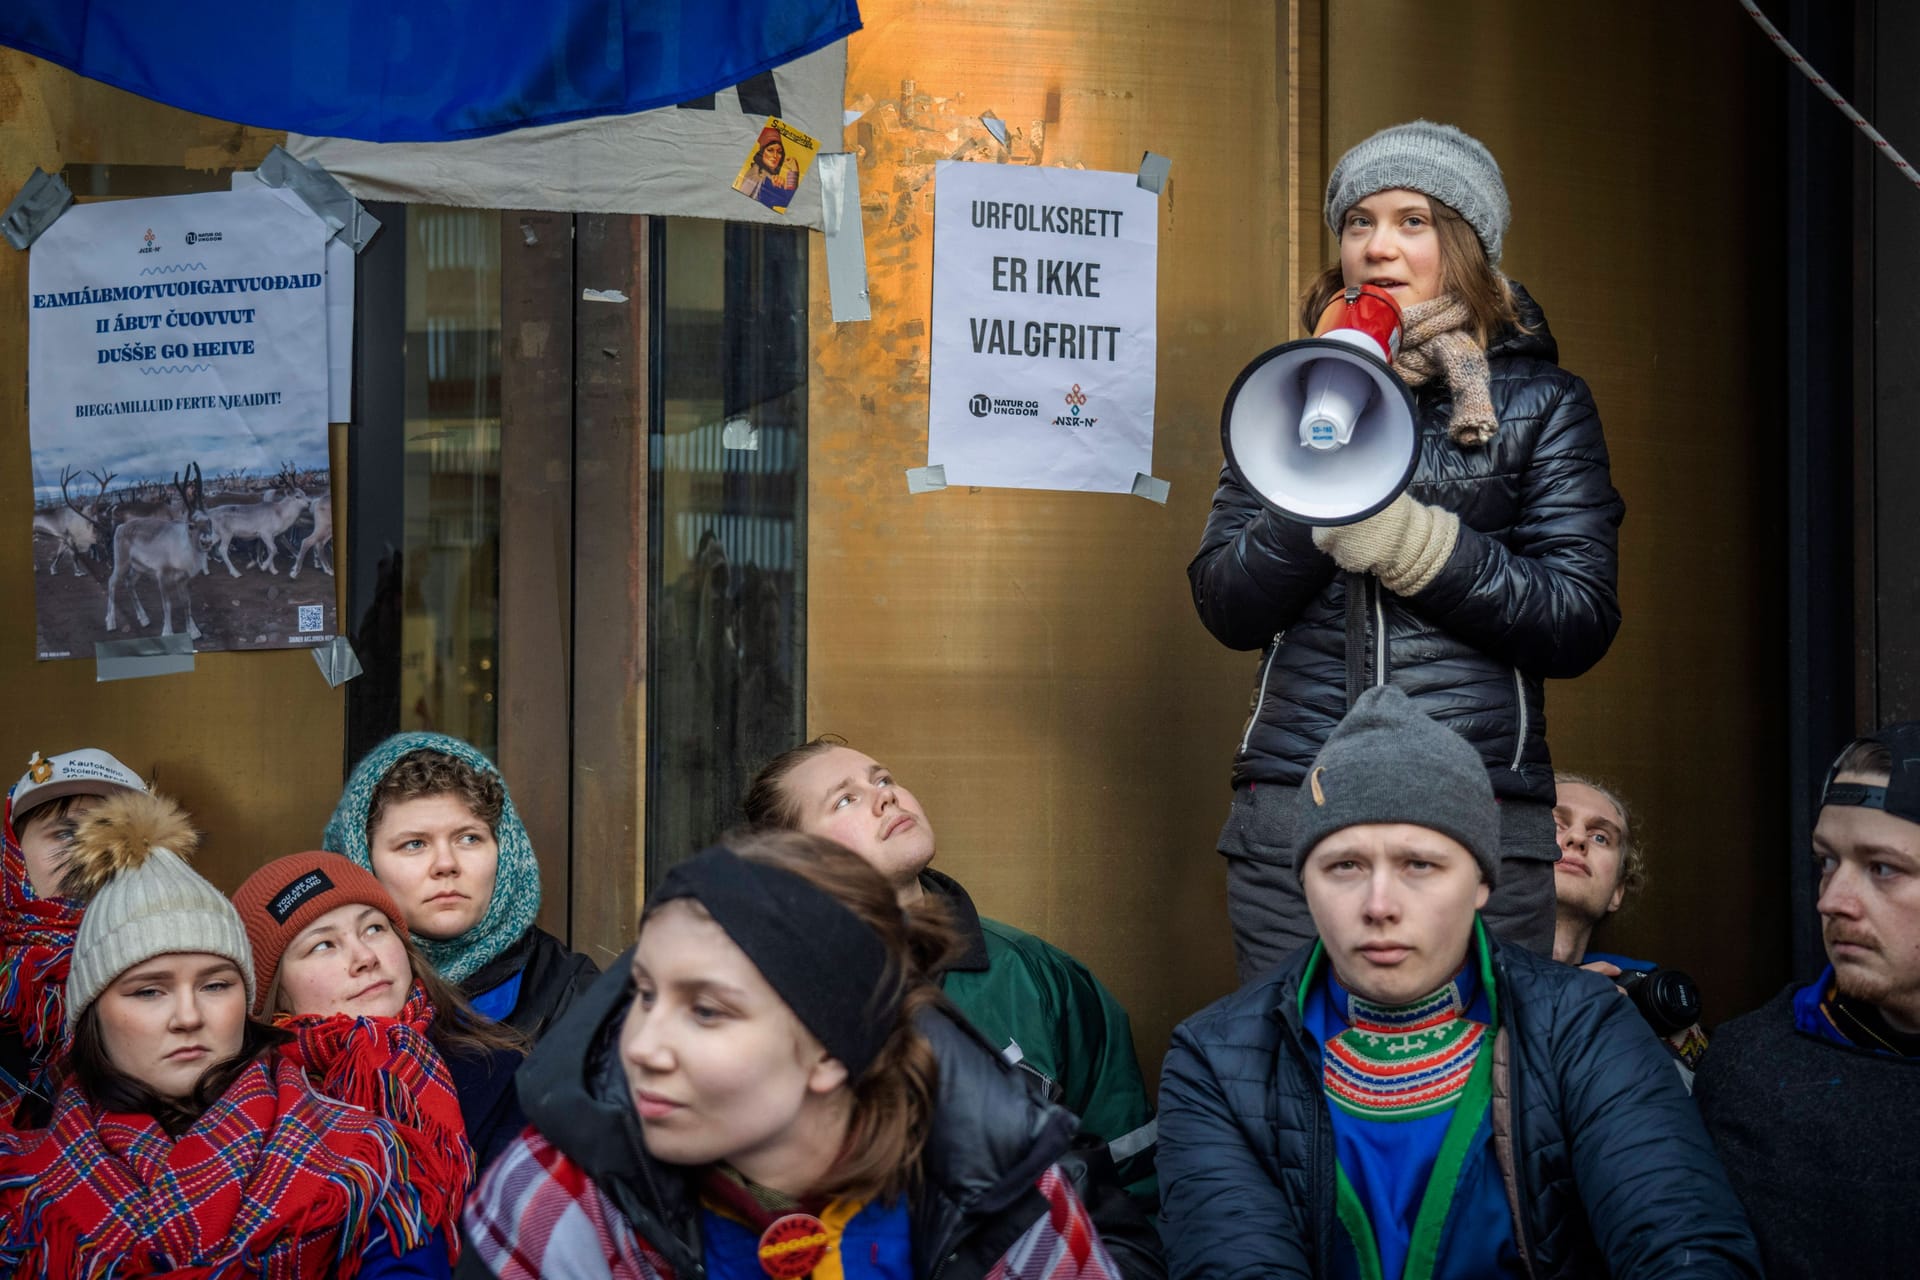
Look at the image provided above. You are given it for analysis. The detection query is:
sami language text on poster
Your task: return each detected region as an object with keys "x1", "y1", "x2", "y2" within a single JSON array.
[
  {"x1": 928, "y1": 161, "x2": 1159, "y2": 493},
  {"x1": 27, "y1": 187, "x2": 337, "y2": 660}
]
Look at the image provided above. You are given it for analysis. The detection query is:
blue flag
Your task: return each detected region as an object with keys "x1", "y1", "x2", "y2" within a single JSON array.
[{"x1": 1, "y1": 1, "x2": 860, "y2": 143}]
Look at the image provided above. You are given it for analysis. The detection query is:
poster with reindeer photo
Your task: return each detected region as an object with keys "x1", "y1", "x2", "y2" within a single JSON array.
[{"x1": 26, "y1": 186, "x2": 336, "y2": 661}]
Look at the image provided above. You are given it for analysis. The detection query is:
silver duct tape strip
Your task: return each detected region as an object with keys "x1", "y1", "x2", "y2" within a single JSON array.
[
  {"x1": 95, "y1": 634, "x2": 195, "y2": 683},
  {"x1": 1130, "y1": 472, "x2": 1171, "y2": 504},
  {"x1": 255, "y1": 145, "x2": 382, "y2": 253},
  {"x1": 906, "y1": 464, "x2": 948, "y2": 495},
  {"x1": 313, "y1": 636, "x2": 364, "y2": 688},
  {"x1": 2, "y1": 169, "x2": 75, "y2": 251},
  {"x1": 817, "y1": 153, "x2": 872, "y2": 323},
  {"x1": 1136, "y1": 152, "x2": 1172, "y2": 194}
]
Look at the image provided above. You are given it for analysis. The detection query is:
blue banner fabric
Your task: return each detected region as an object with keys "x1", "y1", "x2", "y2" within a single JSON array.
[{"x1": 0, "y1": 1, "x2": 860, "y2": 143}]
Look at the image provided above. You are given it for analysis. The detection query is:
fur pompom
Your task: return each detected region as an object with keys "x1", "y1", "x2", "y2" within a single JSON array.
[{"x1": 58, "y1": 789, "x2": 200, "y2": 902}]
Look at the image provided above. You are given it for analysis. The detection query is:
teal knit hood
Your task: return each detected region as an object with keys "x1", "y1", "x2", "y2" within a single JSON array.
[{"x1": 323, "y1": 732, "x2": 540, "y2": 984}]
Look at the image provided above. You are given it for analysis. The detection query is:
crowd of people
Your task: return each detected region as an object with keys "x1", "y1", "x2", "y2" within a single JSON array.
[{"x1": 0, "y1": 118, "x2": 1910, "y2": 1278}]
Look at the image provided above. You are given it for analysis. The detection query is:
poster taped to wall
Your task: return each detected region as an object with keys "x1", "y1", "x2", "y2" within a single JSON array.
[
  {"x1": 732, "y1": 117, "x2": 820, "y2": 214},
  {"x1": 26, "y1": 186, "x2": 337, "y2": 661},
  {"x1": 928, "y1": 161, "x2": 1160, "y2": 493}
]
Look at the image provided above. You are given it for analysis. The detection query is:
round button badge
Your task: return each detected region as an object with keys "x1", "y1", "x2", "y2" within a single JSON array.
[{"x1": 757, "y1": 1213, "x2": 829, "y2": 1278}]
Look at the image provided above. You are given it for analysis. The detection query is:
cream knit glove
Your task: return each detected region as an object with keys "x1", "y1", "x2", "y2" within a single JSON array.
[{"x1": 1311, "y1": 493, "x2": 1460, "y2": 596}]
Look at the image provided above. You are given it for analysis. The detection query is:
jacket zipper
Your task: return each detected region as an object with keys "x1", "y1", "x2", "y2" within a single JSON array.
[
  {"x1": 1509, "y1": 668, "x2": 1528, "y2": 771},
  {"x1": 1372, "y1": 576, "x2": 1388, "y2": 687},
  {"x1": 1238, "y1": 630, "x2": 1286, "y2": 755},
  {"x1": 1500, "y1": 1023, "x2": 1543, "y2": 1275}
]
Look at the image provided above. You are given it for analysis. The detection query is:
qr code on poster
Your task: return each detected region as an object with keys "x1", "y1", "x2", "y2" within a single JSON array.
[{"x1": 297, "y1": 605, "x2": 323, "y2": 634}]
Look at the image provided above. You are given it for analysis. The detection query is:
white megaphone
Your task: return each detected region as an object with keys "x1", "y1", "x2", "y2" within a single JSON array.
[{"x1": 1220, "y1": 284, "x2": 1420, "y2": 525}]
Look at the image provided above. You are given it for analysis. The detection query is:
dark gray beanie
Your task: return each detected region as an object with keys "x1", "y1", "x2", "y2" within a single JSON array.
[
  {"x1": 1291, "y1": 685, "x2": 1500, "y2": 883},
  {"x1": 1324, "y1": 120, "x2": 1510, "y2": 265}
]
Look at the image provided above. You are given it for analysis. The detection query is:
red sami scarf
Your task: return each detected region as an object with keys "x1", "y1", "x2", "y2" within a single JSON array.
[
  {"x1": 0, "y1": 1052, "x2": 428, "y2": 1278},
  {"x1": 0, "y1": 792, "x2": 83, "y2": 1095},
  {"x1": 277, "y1": 983, "x2": 474, "y2": 1257}
]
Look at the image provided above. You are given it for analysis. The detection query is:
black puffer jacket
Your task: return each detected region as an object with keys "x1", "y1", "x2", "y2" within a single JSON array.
[
  {"x1": 1189, "y1": 285, "x2": 1623, "y2": 803},
  {"x1": 460, "y1": 923, "x2": 599, "y2": 1042},
  {"x1": 1156, "y1": 935, "x2": 1760, "y2": 1279},
  {"x1": 465, "y1": 951, "x2": 1166, "y2": 1280}
]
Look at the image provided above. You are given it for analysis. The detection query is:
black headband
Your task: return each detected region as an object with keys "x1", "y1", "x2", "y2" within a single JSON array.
[
  {"x1": 1821, "y1": 722, "x2": 1920, "y2": 826},
  {"x1": 651, "y1": 846, "x2": 896, "y2": 1077}
]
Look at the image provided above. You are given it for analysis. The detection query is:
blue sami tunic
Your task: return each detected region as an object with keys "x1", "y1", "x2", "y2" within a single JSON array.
[{"x1": 1301, "y1": 924, "x2": 1522, "y2": 1280}]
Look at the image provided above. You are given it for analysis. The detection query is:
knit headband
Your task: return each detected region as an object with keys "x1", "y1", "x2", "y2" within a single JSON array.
[
  {"x1": 651, "y1": 846, "x2": 896, "y2": 1078},
  {"x1": 1821, "y1": 723, "x2": 1920, "y2": 826}
]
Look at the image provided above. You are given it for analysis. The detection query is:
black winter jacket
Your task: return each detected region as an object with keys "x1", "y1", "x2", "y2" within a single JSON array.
[
  {"x1": 1189, "y1": 286, "x2": 1624, "y2": 804},
  {"x1": 460, "y1": 923, "x2": 599, "y2": 1042},
  {"x1": 464, "y1": 951, "x2": 1166, "y2": 1280},
  {"x1": 1156, "y1": 934, "x2": 1759, "y2": 1279}
]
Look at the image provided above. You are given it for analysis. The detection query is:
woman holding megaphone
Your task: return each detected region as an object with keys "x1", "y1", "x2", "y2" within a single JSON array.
[{"x1": 1190, "y1": 120, "x2": 1624, "y2": 980}]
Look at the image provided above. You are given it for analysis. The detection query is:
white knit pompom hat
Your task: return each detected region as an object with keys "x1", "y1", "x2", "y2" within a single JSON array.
[{"x1": 62, "y1": 790, "x2": 255, "y2": 1030}]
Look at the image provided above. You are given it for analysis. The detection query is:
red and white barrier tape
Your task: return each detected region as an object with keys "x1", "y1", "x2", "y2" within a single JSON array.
[{"x1": 1738, "y1": 0, "x2": 1920, "y2": 189}]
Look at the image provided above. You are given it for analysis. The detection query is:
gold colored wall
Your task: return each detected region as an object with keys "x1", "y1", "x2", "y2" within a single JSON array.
[
  {"x1": 808, "y1": 0, "x2": 1291, "y2": 1073},
  {"x1": 810, "y1": 0, "x2": 1788, "y2": 1080},
  {"x1": 1326, "y1": 1, "x2": 1789, "y2": 1014},
  {"x1": 0, "y1": 51, "x2": 342, "y2": 893}
]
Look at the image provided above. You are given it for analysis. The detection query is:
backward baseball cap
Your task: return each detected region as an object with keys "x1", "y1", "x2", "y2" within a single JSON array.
[{"x1": 10, "y1": 749, "x2": 145, "y2": 825}]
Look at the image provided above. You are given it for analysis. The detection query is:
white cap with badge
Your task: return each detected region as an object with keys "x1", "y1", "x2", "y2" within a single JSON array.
[{"x1": 10, "y1": 749, "x2": 147, "y2": 825}]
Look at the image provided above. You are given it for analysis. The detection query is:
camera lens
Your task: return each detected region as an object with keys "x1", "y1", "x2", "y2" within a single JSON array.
[{"x1": 1620, "y1": 968, "x2": 1702, "y2": 1037}]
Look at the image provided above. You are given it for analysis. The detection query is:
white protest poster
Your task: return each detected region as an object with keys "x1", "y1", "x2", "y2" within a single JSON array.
[
  {"x1": 928, "y1": 161, "x2": 1159, "y2": 493},
  {"x1": 27, "y1": 187, "x2": 337, "y2": 660}
]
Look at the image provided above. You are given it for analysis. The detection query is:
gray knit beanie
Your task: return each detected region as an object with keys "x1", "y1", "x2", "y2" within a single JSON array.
[
  {"x1": 1291, "y1": 685, "x2": 1501, "y2": 883},
  {"x1": 1325, "y1": 120, "x2": 1510, "y2": 265},
  {"x1": 62, "y1": 790, "x2": 255, "y2": 1030}
]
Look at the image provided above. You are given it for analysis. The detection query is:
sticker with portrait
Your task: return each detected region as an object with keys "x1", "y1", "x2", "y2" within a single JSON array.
[{"x1": 732, "y1": 117, "x2": 820, "y2": 215}]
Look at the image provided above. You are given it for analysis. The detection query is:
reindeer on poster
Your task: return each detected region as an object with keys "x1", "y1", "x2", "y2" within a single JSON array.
[
  {"x1": 203, "y1": 463, "x2": 312, "y2": 577},
  {"x1": 105, "y1": 463, "x2": 216, "y2": 640},
  {"x1": 288, "y1": 490, "x2": 333, "y2": 579},
  {"x1": 31, "y1": 467, "x2": 113, "y2": 579}
]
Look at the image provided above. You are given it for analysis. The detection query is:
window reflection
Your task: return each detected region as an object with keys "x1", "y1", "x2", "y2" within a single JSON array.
[
  {"x1": 399, "y1": 207, "x2": 501, "y2": 755},
  {"x1": 647, "y1": 218, "x2": 808, "y2": 873}
]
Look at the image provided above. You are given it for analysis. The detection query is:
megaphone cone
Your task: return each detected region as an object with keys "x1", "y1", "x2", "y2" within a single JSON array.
[{"x1": 1221, "y1": 286, "x2": 1421, "y2": 526}]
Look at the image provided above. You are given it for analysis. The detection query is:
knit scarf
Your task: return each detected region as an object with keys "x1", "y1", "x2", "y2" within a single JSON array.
[
  {"x1": 323, "y1": 732, "x2": 541, "y2": 984},
  {"x1": 277, "y1": 983, "x2": 474, "y2": 1255},
  {"x1": 0, "y1": 795, "x2": 82, "y2": 1097},
  {"x1": 1394, "y1": 295, "x2": 1499, "y2": 447},
  {"x1": 0, "y1": 1052, "x2": 429, "y2": 1279}
]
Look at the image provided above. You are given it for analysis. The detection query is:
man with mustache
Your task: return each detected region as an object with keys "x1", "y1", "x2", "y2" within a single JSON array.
[
  {"x1": 1159, "y1": 687, "x2": 1758, "y2": 1278},
  {"x1": 1697, "y1": 726, "x2": 1920, "y2": 1276}
]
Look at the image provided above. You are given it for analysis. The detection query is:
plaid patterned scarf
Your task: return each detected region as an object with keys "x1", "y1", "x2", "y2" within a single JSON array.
[
  {"x1": 464, "y1": 1129, "x2": 1124, "y2": 1280},
  {"x1": 0, "y1": 792, "x2": 82, "y2": 1105},
  {"x1": 277, "y1": 983, "x2": 473, "y2": 1255},
  {"x1": 0, "y1": 1052, "x2": 429, "y2": 1278}
]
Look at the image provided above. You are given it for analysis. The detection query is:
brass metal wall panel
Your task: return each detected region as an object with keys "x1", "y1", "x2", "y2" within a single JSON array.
[
  {"x1": 1325, "y1": 2, "x2": 1788, "y2": 1011},
  {"x1": 806, "y1": 0, "x2": 1294, "y2": 1075}
]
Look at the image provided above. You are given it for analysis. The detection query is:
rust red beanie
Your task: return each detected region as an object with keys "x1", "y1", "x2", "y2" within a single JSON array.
[{"x1": 232, "y1": 851, "x2": 405, "y2": 1016}]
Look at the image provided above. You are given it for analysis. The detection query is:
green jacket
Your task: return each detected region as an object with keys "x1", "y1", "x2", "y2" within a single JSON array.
[{"x1": 924, "y1": 870, "x2": 1159, "y2": 1208}]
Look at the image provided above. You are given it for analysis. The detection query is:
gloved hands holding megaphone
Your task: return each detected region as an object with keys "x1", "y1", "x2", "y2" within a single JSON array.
[
  {"x1": 1311, "y1": 492, "x2": 1460, "y2": 596},
  {"x1": 1221, "y1": 281, "x2": 1463, "y2": 594}
]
